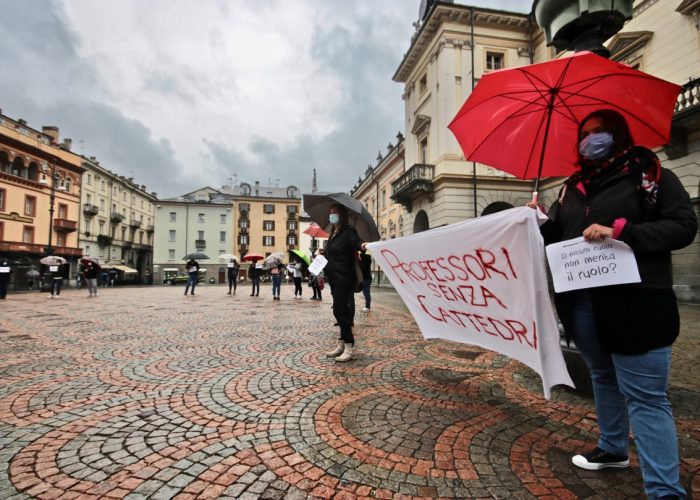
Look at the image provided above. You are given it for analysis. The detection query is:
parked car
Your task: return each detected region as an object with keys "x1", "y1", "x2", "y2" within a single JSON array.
[{"x1": 165, "y1": 273, "x2": 204, "y2": 285}]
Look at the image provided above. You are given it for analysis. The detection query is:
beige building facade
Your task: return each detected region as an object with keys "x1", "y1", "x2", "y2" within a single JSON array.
[
  {"x1": 0, "y1": 114, "x2": 84, "y2": 289},
  {"x1": 79, "y1": 156, "x2": 157, "y2": 283},
  {"x1": 374, "y1": 0, "x2": 699, "y2": 300}
]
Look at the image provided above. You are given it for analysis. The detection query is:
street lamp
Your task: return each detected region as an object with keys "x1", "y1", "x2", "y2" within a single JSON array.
[{"x1": 39, "y1": 158, "x2": 66, "y2": 255}]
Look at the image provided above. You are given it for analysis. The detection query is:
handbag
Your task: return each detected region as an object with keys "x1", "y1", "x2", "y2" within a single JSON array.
[
  {"x1": 353, "y1": 254, "x2": 363, "y2": 293},
  {"x1": 317, "y1": 276, "x2": 325, "y2": 290}
]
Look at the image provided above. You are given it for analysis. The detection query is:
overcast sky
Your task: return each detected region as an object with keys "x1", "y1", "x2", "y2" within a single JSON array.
[{"x1": 0, "y1": 0, "x2": 532, "y2": 198}]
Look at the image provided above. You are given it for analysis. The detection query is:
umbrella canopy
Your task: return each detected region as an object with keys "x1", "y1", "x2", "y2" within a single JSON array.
[
  {"x1": 80, "y1": 258, "x2": 102, "y2": 273},
  {"x1": 40, "y1": 256, "x2": 67, "y2": 266},
  {"x1": 80, "y1": 256, "x2": 100, "y2": 265},
  {"x1": 242, "y1": 253, "x2": 264, "y2": 262},
  {"x1": 303, "y1": 223, "x2": 329, "y2": 239},
  {"x1": 26, "y1": 270, "x2": 40, "y2": 278},
  {"x1": 289, "y1": 249, "x2": 311, "y2": 266},
  {"x1": 183, "y1": 252, "x2": 209, "y2": 260},
  {"x1": 448, "y1": 51, "x2": 681, "y2": 196},
  {"x1": 218, "y1": 253, "x2": 238, "y2": 262},
  {"x1": 262, "y1": 252, "x2": 286, "y2": 270},
  {"x1": 303, "y1": 192, "x2": 380, "y2": 242}
]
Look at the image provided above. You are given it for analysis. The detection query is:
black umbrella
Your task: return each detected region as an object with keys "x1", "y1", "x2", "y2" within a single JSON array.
[
  {"x1": 303, "y1": 192, "x2": 380, "y2": 242},
  {"x1": 183, "y1": 252, "x2": 209, "y2": 260}
]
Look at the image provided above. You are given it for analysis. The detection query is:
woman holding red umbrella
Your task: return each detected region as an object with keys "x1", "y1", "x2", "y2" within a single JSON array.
[{"x1": 533, "y1": 109, "x2": 696, "y2": 499}]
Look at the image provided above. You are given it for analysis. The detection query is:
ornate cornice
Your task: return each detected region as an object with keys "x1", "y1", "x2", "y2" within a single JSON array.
[{"x1": 608, "y1": 30, "x2": 653, "y2": 62}]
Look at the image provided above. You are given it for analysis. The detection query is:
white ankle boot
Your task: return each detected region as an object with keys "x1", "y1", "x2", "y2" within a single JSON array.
[
  {"x1": 335, "y1": 343, "x2": 354, "y2": 362},
  {"x1": 326, "y1": 339, "x2": 345, "y2": 357}
]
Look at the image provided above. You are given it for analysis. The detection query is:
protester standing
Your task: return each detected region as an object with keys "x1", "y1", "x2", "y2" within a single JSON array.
[
  {"x1": 270, "y1": 262, "x2": 283, "y2": 300},
  {"x1": 360, "y1": 250, "x2": 372, "y2": 311},
  {"x1": 323, "y1": 204, "x2": 367, "y2": 362},
  {"x1": 532, "y1": 109, "x2": 696, "y2": 500},
  {"x1": 184, "y1": 259, "x2": 200, "y2": 296},
  {"x1": 290, "y1": 259, "x2": 304, "y2": 298},
  {"x1": 0, "y1": 258, "x2": 11, "y2": 299},
  {"x1": 84, "y1": 262, "x2": 100, "y2": 298},
  {"x1": 249, "y1": 262, "x2": 260, "y2": 296},
  {"x1": 48, "y1": 263, "x2": 64, "y2": 298},
  {"x1": 227, "y1": 258, "x2": 240, "y2": 295}
]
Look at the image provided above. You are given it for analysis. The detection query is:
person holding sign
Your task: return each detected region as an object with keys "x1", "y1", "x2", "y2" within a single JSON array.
[
  {"x1": 184, "y1": 259, "x2": 200, "y2": 296},
  {"x1": 0, "y1": 258, "x2": 11, "y2": 299},
  {"x1": 324, "y1": 204, "x2": 367, "y2": 362},
  {"x1": 531, "y1": 109, "x2": 696, "y2": 499}
]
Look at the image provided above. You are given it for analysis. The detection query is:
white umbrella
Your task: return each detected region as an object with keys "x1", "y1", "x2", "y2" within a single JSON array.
[
  {"x1": 40, "y1": 256, "x2": 67, "y2": 266},
  {"x1": 218, "y1": 253, "x2": 238, "y2": 261},
  {"x1": 262, "y1": 252, "x2": 286, "y2": 270}
]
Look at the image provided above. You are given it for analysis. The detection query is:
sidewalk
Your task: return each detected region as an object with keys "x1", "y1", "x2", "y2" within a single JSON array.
[{"x1": 0, "y1": 285, "x2": 697, "y2": 499}]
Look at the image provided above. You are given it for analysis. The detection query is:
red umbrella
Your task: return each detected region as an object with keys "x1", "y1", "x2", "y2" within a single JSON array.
[
  {"x1": 303, "y1": 223, "x2": 329, "y2": 239},
  {"x1": 448, "y1": 51, "x2": 681, "y2": 201},
  {"x1": 242, "y1": 253, "x2": 264, "y2": 262}
]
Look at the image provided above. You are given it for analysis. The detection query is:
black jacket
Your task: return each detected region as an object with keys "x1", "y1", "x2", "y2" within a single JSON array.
[
  {"x1": 360, "y1": 252, "x2": 372, "y2": 281},
  {"x1": 542, "y1": 161, "x2": 697, "y2": 353},
  {"x1": 324, "y1": 226, "x2": 362, "y2": 287}
]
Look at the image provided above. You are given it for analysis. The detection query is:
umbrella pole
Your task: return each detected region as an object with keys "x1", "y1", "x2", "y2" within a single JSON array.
[{"x1": 533, "y1": 90, "x2": 558, "y2": 205}]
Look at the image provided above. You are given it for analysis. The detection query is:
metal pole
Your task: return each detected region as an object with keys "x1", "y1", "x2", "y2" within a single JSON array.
[
  {"x1": 470, "y1": 7, "x2": 477, "y2": 218},
  {"x1": 46, "y1": 160, "x2": 56, "y2": 254}
]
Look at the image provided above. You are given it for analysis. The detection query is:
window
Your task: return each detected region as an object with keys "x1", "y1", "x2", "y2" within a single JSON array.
[
  {"x1": 239, "y1": 234, "x2": 249, "y2": 245},
  {"x1": 85, "y1": 244, "x2": 90, "y2": 256},
  {"x1": 56, "y1": 233, "x2": 66, "y2": 247},
  {"x1": 239, "y1": 203, "x2": 250, "y2": 212},
  {"x1": 139, "y1": 231, "x2": 143, "y2": 244},
  {"x1": 287, "y1": 205, "x2": 297, "y2": 214},
  {"x1": 287, "y1": 220, "x2": 297, "y2": 230},
  {"x1": 24, "y1": 195, "x2": 36, "y2": 216},
  {"x1": 169, "y1": 212, "x2": 176, "y2": 222},
  {"x1": 87, "y1": 174, "x2": 92, "y2": 185},
  {"x1": 168, "y1": 249, "x2": 175, "y2": 261},
  {"x1": 486, "y1": 52, "x2": 503, "y2": 71},
  {"x1": 263, "y1": 204, "x2": 274, "y2": 214},
  {"x1": 0, "y1": 188, "x2": 5, "y2": 211},
  {"x1": 220, "y1": 231, "x2": 226, "y2": 243},
  {"x1": 99, "y1": 246, "x2": 105, "y2": 258},
  {"x1": 64, "y1": 178, "x2": 71, "y2": 193},
  {"x1": 101, "y1": 180, "x2": 105, "y2": 191},
  {"x1": 121, "y1": 226, "x2": 126, "y2": 241},
  {"x1": 419, "y1": 73, "x2": 427, "y2": 95},
  {"x1": 0, "y1": 222, "x2": 3, "y2": 241},
  {"x1": 198, "y1": 213, "x2": 205, "y2": 223},
  {"x1": 287, "y1": 235, "x2": 296, "y2": 246},
  {"x1": 123, "y1": 192, "x2": 126, "y2": 201},
  {"x1": 112, "y1": 203, "x2": 117, "y2": 213},
  {"x1": 58, "y1": 203, "x2": 67, "y2": 219},
  {"x1": 169, "y1": 230, "x2": 176, "y2": 241},
  {"x1": 263, "y1": 236, "x2": 275, "y2": 246},
  {"x1": 220, "y1": 213, "x2": 227, "y2": 223},
  {"x1": 141, "y1": 200, "x2": 144, "y2": 208},
  {"x1": 86, "y1": 193, "x2": 91, "y2": 204},
  {"x1": 198, "y1": 230, "x2": 204, "y2": 240},
  {"x1": 240, "y1": 219, "x2": 249, "y2": 229},
  {"x1": 99, "y1": 221, "x2": 105, "y2": 235},
  {"x1": 100, "y1": 199, "x2": 105, "y2": 211},
  {"x1": 419, "y1": 137, "x2": 428, "y2": 164},
  {"x1": 263, "y1": 220, "x2": 275, "y2": 231},
  {"x1": 381, "y1": 189, "x2": 386, "y2": 209},
  {"x1": 22, "y1": 225, "x2": 34, "y2": 243}
]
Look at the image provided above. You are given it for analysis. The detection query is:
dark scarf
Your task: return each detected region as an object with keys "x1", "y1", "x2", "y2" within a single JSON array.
[{"x1": 564, "y1": 146, "x2": 660, "y2": 207}]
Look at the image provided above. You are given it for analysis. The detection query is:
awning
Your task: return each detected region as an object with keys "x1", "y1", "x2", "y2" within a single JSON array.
[
  {"x1": 163, "y1": 268, "x2": 178, "y2": 271},
  {"x1": 111, "y1": 265, "x2": 138, "y2": 274}
]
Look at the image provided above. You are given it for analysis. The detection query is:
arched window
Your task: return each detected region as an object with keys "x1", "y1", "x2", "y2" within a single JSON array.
[
  {"x1": 413, "y1": 210, "x2": 429, "y2": 233},
  {"x1": 481, "y1": 201, "x2": 514, "y2": 216},
  {"x1": 27, "y1": 162, "x2": 40, "y2": 182}
]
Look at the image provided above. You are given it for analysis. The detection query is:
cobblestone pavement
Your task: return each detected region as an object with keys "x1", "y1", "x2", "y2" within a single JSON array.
[{"x1": 0, "y1": 284, "x2": 697, "y2": 499}]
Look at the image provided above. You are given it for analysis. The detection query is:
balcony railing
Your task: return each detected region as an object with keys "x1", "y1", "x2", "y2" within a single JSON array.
[
  {"x1": 287, "y1": 212, "x2": 297, "y2": 220},
  {"x1": 54, "y1": 218, "x2": 78, "y2": 232},
  {"x1": 83, "y1": 204, "x2": 99, "y2": 217},
  {"x1": 239, "y1": 227, "x2": 249, "y2": 234},
  {"x1": 239, "y1": 210, "x2": 249, "y2": 219},
  {"x1": 145, "y1": 224, "x2": 154, "y2": 233},
  {"x1": 122, "y1": 241, "x2": 133, "y2": 249},
  {"x1": 666, "y1": 77, "x2": 700, "y2": 159},
  {"x1": 110, "y1": 212, "x2": 125, "y2": 224},
  {"x1": 390, "y1": 163, "x2": 435, "y2": 212},
  {"x1": 195, "y1": 239, "x2": 206, "y2": 249},
  {"x1": 129, "y1": 219, "x2": 142, "y2": 228},
  {"x1": 97, "y1": 235, "x2": 113, "y2": 247},
  {"x1": 675, "y1": 77, "x2": 700, "y2": 114}
]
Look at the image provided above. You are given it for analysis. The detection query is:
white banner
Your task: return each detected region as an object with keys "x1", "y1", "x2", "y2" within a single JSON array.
[
  {"x1": 367, "y1": 207, "x2": 574, "y2": 399},
  {"x1": 545, "y1": 237, "x2": 641, "y2": 293}
]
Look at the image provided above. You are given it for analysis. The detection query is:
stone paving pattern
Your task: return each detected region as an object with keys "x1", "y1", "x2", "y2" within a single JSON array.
[{"x1": 0, "y1": 285, "x2": 698, "y2": 499}]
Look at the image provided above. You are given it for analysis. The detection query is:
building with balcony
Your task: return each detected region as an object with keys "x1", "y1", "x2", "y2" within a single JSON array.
[
  {"x1": 152, "y1": 182, "x2": 301, "y2": 284},
  {"x1": 79, "y1": 156, "x2": 157, "y2": 283},
  {"x1": 0, "y1": 113, "x2": 84, "y2": 289}
]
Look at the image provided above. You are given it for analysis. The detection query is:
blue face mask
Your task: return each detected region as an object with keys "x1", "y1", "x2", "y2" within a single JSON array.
[
  {"x1": 579, "y1": 131, "x2": 614, "y2": 160},
  {"x1": 329, "y1": 213, "x2": 340, "y2": 225}
]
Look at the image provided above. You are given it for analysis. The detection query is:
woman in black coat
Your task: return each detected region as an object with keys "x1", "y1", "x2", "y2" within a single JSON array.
[
  {"x1": 324, "y1": 204, "x2": 367, "y2": 362},
  {"x1": 533, "y1": 109, "x2": 696, "y2": 499}
]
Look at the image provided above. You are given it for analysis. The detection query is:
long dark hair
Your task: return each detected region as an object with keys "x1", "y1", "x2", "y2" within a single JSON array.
[
  {"x1": 327, "y1": 203, "x2": 349, "y2": 239},
  {"x1": 578, "y1": 109, "x2": 634, "y2": 160}
]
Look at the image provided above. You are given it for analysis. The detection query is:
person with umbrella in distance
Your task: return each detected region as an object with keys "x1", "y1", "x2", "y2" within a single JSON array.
[
  {"x1": 0, "y1": 258, "x2": 11, "y2": 299},
  {"x1": 248, "y1": 260, "x2": 261, "y2": 297},
  {"x1": 324, "y1": 204, "x2": 368, "y2": 363},
  {"x1": 530, "y1": 109, "x2": 696, "y2": 499},
  {"x1": 227, "y1": 258, "x2": 240, "y2": 295},
  {"x1": 82, "y1": 259, "x2": 101, "y2": 298},
  {"x1": 42, "y1": 257, "x2": 66, "y2": 299},
  {"x1": 184, "y1": 258, "x2": 200, "y2": 296}
]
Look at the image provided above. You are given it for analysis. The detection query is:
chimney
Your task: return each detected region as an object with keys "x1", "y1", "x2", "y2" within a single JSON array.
[
  {"x1": 62, "y1": 138, "x2": 72, "y2": 151},
  {"x1": 42, "y1": 126, "x2": 59, "y2": 142},
  {"x1": 89, "y1": 156, "x2": 97, "y2": 162},
  {"x1": 18, "y1": 118, "x2": 27, "y2": 126}
]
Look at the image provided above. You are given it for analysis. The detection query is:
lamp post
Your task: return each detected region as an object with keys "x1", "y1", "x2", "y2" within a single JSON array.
[{"x1": 41, "y1": 158, "x2": 64, "y2": 255}]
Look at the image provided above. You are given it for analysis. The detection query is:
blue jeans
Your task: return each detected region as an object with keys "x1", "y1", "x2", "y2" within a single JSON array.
[
  {"x1": 362, "y1": 278, "x2": 371, "y2": 308},
  {"x1": 570, "y1": 291, "x2": 685, "y2": 499},
  {"x1": 184, "y1": 273, "x2": 198, "y2": 294},
  {"x1": 51, "y1": 279, "x2": 63, "y2": 296},
  {"x1": 271, "y1": 275, "x2": 281, "y2": 297}
]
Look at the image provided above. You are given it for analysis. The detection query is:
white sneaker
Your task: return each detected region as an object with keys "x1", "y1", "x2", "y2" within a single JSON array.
[
  {"x1": 48, "y1": 295, "x2": 53, "y2": 298},
  {"x1": 362, "y1": 307, "x2": 370, "y2": 312}
]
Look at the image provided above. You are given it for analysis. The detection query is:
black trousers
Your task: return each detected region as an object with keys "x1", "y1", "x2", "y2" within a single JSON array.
[
  {"x1": 293, "y1": 277, "x2": 302, "y2": 296},
  {"x1": 228, "y1": 276, "x2": 237, "y2": 293},
  {"x1": 331, "y1": 282, "x2": 354, "y2": 344}
]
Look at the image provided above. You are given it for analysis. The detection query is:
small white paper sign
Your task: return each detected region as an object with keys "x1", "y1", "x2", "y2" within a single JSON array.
[
  {"x1": 546, "y1": 237, "x2": 641, "y2": 293},
  {"x1": 308, "y1": 255, "x2": 327, "y2": 276},
  {"x1": 0, "y1": 267, "x2": 10, "y2": 273},
  {"x1": 227, "y1": 263, "x2": 235, "y2": 268},
  {"x1": 49, "y1": 265, "x2": 58, "y2": 272},
  {"x1": 255, "y1": 263, "x2": 263, "y2": 269}
]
